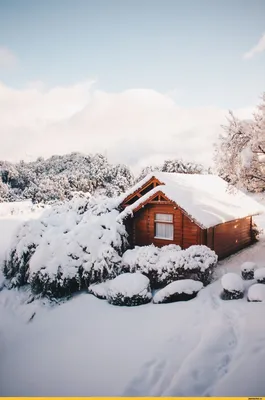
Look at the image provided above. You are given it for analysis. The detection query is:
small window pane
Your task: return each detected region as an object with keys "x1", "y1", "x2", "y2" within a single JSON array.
[
  {"x1": 155, "y1": 213, "x2": 173, "y2": 222},
  {"x1": 155, "y1": 223, "x2": 174, "y2": 240}
]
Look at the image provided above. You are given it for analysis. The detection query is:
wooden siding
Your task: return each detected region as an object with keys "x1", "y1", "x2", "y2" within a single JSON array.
[
  {"x1": 182, "y1": 215, "x2": 201, "y2": 249},
  {"x1": 213, "y1": 217, "x2": 253, "y2": 259},
  {"x1": 121, "y1": 178, "x2": 256, "y2": 259},
  {"x1": 132, "y1": 203, "x2": 202, "y2": 248}
]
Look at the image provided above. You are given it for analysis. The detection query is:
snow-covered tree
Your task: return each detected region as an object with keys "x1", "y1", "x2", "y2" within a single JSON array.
[
  {"x1": 136, "y1": 159, "x2": 205, "y2": 182},
  {"x1": 214, "y1": 93, "x2": 265, "y2": 192},
  {"x1": 161, "y1": 159, "x2": 204, "y2": 174},
  {"x1": 0, "y1": 152, "x2": 134, "y2": 203},
  {"x1": 0, "y1": 180, "x2": 9, "y2": 202}
]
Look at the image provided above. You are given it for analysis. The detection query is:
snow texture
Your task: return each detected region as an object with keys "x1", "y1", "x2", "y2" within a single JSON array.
[
  {"x1": 221, "y1": 273, "x2": 244, "y2": 292},
  {"x1": 254, "y1": 267, "x2": 265, "y2": 282},
  {"x1": 119, "y1": 172, "x2": 264, "y2": 228},
  {"x1": 88, "y1": 281, "x2": 110, "y2": 299},
  {"x1": 107, "y1": 273, "x2": 151, "y2": 298},
  {"x1": 248, "y1": 283, "x2": 265, "y2": 302},
  {"x1": 153, "y1": 279, "x2": 203, "y2": 303}
]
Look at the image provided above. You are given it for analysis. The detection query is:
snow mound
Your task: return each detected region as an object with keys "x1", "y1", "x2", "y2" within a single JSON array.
[
  {"x1": 241, "y1": 261, "x2": 257, "y2": 280},
  {"x1": 221, "y1": 273, "x2": 244, "y2": 300},
  {"x1": 122, "y1": 244, "x2": 217, "y2": 288},
  {"x1": 107, "y1": 273, "x2": 152, "y2": 306},
  {"x1": 221, "y1": 273, "x2": 244, "y2": 292},
  {"x1": 247, "y1": 284, "x2": 265, "y2": 302},
  {"x1": 254, "y1": 267, "x2": 265, "y2": 283},
  {"x1": 153, "y1": 279, "x2": 203, "y2": 304},
  {"x1": 88, "y1": 281, "x2": 109, "y2": 299},
  {"x1": 240, "y1": 261, "x2": 257, "y2": 272}
]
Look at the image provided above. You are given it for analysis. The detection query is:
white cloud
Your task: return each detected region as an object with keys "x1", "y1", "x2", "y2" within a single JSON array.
[
  {"x1": 243, "y1": 32, "x2": 265, "y2": 59},
  {"x1": 0, "y1": 46, "x2": 18, "y2": 68},
  {"x1": 0, "y1": 80, "x2": 254, "y2": 173}
]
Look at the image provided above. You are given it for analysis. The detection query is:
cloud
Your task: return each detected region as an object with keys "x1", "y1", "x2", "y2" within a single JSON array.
[
  {"x1": 243, "y1": 32, "x2": 265, "y2": 59},
  {"x1": 0, "y1": 80, "x2": 254, "y2": 173},
  {"x1": 0, "y1": 46, "x2": 18, "y2": 68}
]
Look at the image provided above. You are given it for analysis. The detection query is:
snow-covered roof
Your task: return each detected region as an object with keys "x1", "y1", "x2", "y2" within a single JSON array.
[{"x1": 120, "y1": 172, "x2": 264, "y2": 229}]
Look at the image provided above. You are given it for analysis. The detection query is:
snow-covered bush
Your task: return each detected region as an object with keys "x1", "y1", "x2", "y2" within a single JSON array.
[
  {"x1": 241, "y1": 261, "x2": 257, "y2": 280},
  {"x1": 4, "y1": 196, "x2": 128, "y2": 298},
  {"x1": 122, "y1": 244, "x2": 217, "y2": 288},
  {"x1": 181, "y1": 245, "x2": 217, "y2": 285},
  {"x1": 221, "y1": 273, "x2": 244, "y2": 300},
  {"x1": 254, "y1": 267, "x2": 265, "y2": 284},
  {"x1": 247, "y1": 283, "x2": 265, "y2": 302},
  {"x1": 153, "y1": 279, "x2": 203, "y2": 304},
  {"x1": 106, "y1": 273, "x2": 152, "y2": 306},
  {"x1": 3, "y1": 219, "x2": 46, "y2": 286},
  {"x1": 88, "y1": 281, "x2": 109, "y2": 299}
]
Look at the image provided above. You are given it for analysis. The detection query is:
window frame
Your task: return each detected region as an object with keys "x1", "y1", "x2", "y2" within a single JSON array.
[{"x1": 154, "y1": 213, "x2": 174, "y2": 241}]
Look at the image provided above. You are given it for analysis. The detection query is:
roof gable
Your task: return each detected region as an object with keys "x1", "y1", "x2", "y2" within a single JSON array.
[
  {"x1": 119, "y1": 172, "x2": 264, "y2": 228},
  {"x1": 121, "y1": 175, "x2": 162, "y2": 206}
]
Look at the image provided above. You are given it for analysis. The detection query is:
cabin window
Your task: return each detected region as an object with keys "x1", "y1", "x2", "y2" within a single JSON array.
[{"x1": 154, "y1": 213, "x2": 174, "y2": 240}]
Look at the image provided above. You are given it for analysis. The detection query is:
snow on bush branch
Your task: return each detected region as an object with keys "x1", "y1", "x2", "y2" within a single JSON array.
[
  {"x1": 3, "y1": 195, "x2": 128, "y2": 298},
  {"x1": 122, "y1": 244, "x2": 217, "y2": 288}
]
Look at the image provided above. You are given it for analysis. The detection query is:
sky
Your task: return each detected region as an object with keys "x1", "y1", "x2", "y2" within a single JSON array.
[{"x1": 0, "y1": 0, "x2": 265, "y2": 172}]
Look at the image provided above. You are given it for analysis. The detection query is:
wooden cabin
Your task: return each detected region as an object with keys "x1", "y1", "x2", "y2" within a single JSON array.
[{"x1": 119, "y1": 172, "x2": 263, "y2": 259}]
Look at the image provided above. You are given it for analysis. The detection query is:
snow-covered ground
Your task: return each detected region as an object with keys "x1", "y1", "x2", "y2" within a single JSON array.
[{"x1": 0, "y1": 198, "x2": 265, "y2": 396}]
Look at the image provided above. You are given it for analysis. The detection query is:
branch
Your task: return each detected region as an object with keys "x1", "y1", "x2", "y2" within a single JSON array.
[
  {"x1": 258, "y1": 145, "x2": 265, "y2": 154},
  {"x1": 247, "y1": 174, "x2": 265, "y2": 184}
]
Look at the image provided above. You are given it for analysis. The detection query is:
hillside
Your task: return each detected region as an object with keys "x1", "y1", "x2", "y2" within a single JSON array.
[{"x1": 0, "y1": 152, "x2": 134, "y2": 203}]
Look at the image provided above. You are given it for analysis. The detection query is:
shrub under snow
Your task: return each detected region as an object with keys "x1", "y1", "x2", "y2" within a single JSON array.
[
  {"x1": 122, "y1": 244, "x2": 217, "y2": 288},
  {"x1": 241, "y1": 261, "x2": 257, "y2": 280},
  {"x1": 247, "y1": 284, "x2": 265, "y2": 302},
  {"x1": 4, "y1": 195, "x2": 128, "y2": 298},
  {"x1": 3, "y1": 219, "x2": 46, "y2": 287},
  {"x1": 153, "y1": 279, "x2": 203, "y2": 304},
  {"x1": 254, "y1": 267, "x2": 265, "y2": 284},
  {"x1": 106, "y1": 273, "x2": 152, "y2": 306},
  {"x1": 221, "y1": 273, "x2": 244, "y2": 300},
  {"x1": 88, "y1": 281, "x2": 110, "y2": 300}
]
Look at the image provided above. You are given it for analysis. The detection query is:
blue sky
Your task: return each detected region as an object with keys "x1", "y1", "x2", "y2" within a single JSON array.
[{"x1": 0, "y1": 0, "x2": 265, "y2": 108}]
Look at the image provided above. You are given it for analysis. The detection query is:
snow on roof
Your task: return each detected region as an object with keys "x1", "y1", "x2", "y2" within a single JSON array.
[
  {"x1": 118, "y1": 173, "x2": 157, "y2": 203},
  {"x1": 119, "y1": 172, "x2": 264, "y2": 228}
]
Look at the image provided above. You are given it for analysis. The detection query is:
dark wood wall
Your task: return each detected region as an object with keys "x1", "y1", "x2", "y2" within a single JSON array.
[
  {"x1": 131, "y1": 203, "x2": 201, "y2": 248},
  {"x1": 211, "y1": 216, "x2": 253, "y2": 259},
  {"x1": 129, "y1": 203, "x2": 254, "y2": 260}
]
